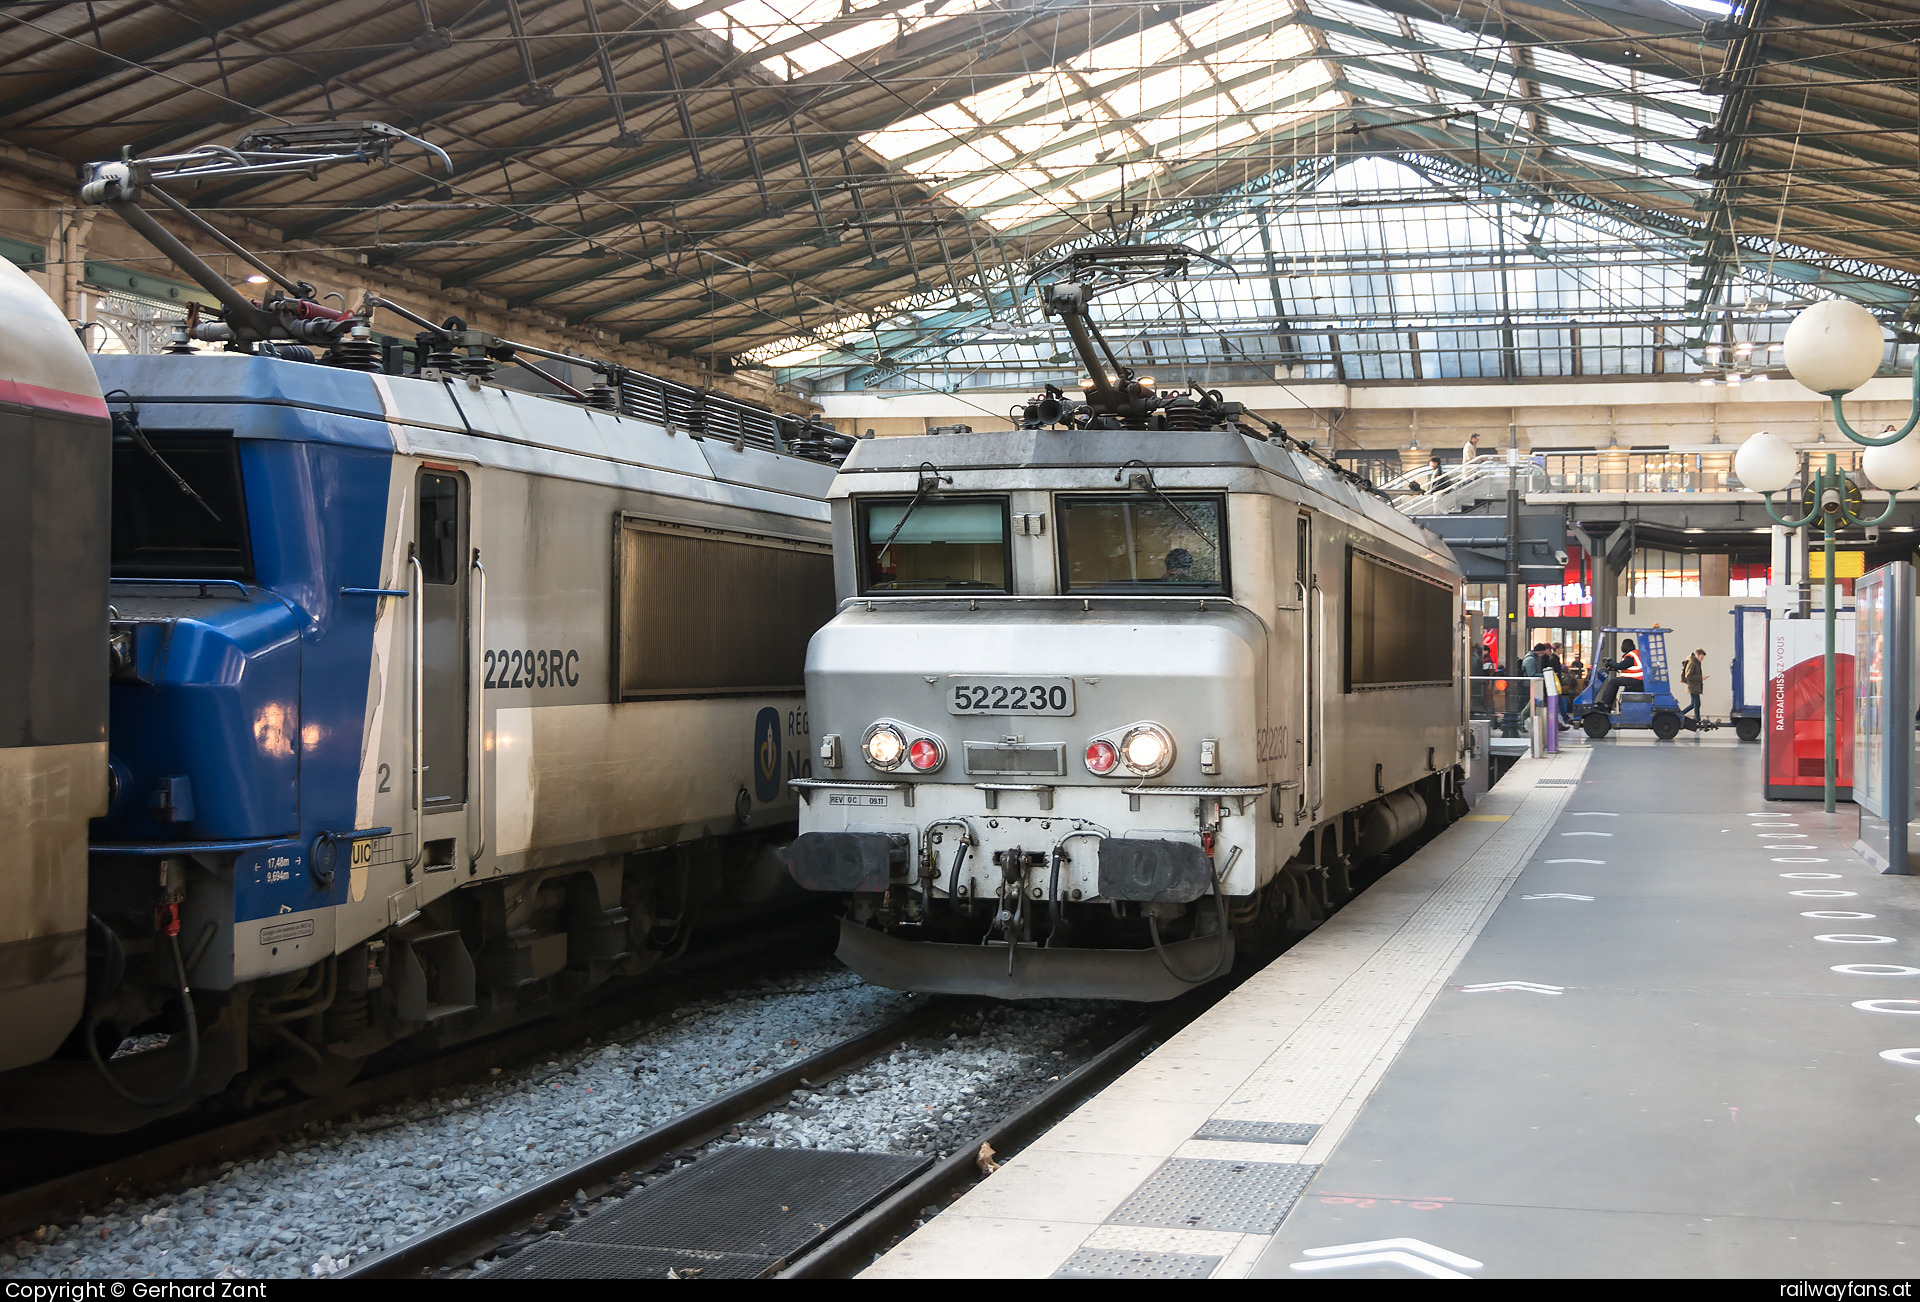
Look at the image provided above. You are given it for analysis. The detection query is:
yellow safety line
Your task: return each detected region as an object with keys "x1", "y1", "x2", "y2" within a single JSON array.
[{"x1": 1462, "y1": 814, "x2": 1511, "y2": 821}]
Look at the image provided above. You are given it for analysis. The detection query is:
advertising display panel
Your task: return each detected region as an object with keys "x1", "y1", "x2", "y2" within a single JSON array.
[
  {"x1": 1853, "y1": 562, "x2": 1913, "y2": 875},
  {"x1": 1764, "y1": 613, "x2": 1855, "y2": 801}
]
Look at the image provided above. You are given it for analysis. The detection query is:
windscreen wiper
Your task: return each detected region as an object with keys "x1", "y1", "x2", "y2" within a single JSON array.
[
  {"x1": 1113, "y1": 460, "x2": 1216, "y2": 552},
  {"x1": 108, "y1": 393, "x2": 221, "y2": 523},
  {"x1": 874, "y1": 462, "x2": 954, "y2": 567}
]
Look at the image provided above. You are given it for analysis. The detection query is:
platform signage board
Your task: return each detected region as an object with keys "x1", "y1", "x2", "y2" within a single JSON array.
[
  {"x1": 1853, "y1": 561, "x2": 1913, "y2": 875},
  {"x1": 1764, "y1": 612, "x2": 1855, "y2": 801}
]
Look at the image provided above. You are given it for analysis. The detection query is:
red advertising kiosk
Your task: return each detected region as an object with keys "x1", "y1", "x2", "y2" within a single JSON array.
[{"x1": 1765, "y1": 613, "x2": 1855, "y2": 801}]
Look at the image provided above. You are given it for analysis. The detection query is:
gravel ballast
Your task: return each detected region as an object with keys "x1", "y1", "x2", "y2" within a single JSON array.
[{"x1": 0, "y1": 968, "x2": 1121, "y2": 1280}]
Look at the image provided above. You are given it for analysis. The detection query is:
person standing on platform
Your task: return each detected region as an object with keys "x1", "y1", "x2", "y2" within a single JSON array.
[
  {"x1": 1680, "y1": 648, "x2": 1705, "y2": 722},
  {"x1": 1521, "y1": 643, "x2": 1542, "y2": 677},
  {"x1": 1543, "y1": 642, "x2": 1569, "y2": 722}
]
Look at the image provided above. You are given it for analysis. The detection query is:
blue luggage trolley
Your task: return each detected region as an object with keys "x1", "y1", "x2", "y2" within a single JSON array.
[
  {"x1": 1729, "y1": 603, "x2": 1767, "y2": 742},
  {"x1": 1571, "y1": 626, "x2": 1690, "y2": 740}
]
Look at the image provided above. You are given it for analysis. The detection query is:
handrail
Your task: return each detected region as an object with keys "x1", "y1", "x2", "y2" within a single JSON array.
[
  {"x1": 405, "y1": 551, "x2": 425, "y2": 880},
  {"x1": 341, "y1": 586, "x2": 411, "y2": 598},
  {"x1": 467, "y1": 550, "x2": 487, "y2": 871},
  {"x1": 1297, "y1": 576, "x2": 1313, "y2": 810}
]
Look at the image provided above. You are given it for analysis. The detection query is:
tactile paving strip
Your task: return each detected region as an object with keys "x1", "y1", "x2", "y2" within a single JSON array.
[
  {"x1": 1105, "y1": 1159, "x2": 1319, "y2": 1234},
  {"x1": 1193, "y1": 1120, "x2": 1320, "y2": 1145},
  {"x1": 1051, "y1": 1247, "x2": 1223, "y2": 1279},
  {"x1": 484, "y1": 1240, "x2": 777, "y2": 1279}
]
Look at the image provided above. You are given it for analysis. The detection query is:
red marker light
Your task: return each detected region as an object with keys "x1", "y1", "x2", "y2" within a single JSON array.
[
  {"x1": 908, "y1": 738, "x2": 942, "y2": 771},
  {"x1": 1085, "y1": 739, "x2": 1119, "y2": 774}
]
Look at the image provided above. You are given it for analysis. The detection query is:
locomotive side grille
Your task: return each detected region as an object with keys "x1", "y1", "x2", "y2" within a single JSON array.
[
  {"x1": 963, "y1": 742, "x2": 1066, "y2": 777},
  {"x1": 617, "y1": 375, "x2": 782, "y2": 453}
]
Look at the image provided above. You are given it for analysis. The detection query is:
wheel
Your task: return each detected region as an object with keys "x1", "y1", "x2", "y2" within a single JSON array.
[
  {"x1": 286, "y1": 1051, "x2": 366, "y2": 1097},
  {"x1": 1651, "y1": 712, "x2": 1682, "y2": 740},
  {"x1": 1735, "y1": 716, "x2": 1762, "y2": 742},
  {"x1": 1581, "y1": 712, "x2": 1611, "y2": 739}
]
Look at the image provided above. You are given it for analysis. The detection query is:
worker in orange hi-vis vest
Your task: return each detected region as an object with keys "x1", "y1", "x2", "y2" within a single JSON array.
[{"x1": 1596, "y1": 637, "x2": 1645, "y2": 711}]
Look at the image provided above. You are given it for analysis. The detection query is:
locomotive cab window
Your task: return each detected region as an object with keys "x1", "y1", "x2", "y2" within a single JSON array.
[
  {"x1": 110, "y1": 428, "x2": 252, "y2": 580},
  {"x1": 858, "y1": 497, "x2": 1009, "y2": 593},
  {"x1": 417, "y1": 471, "x2": 462, "y2": 583},
  {"x1": 1345, "y1": 548, "x2": 1454, "y2": 690},
  {"x1": 1057, "y1": 494, "x2": 1227, "y2": 594}
]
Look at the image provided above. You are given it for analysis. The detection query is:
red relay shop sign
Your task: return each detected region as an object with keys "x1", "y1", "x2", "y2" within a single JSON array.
[
  {"x1": 1527, "y1": 553, "x2": 1591, "y2": 620},
  {"x1": 1765, "y1": 615, "x2": 1854, "y2": 800}
]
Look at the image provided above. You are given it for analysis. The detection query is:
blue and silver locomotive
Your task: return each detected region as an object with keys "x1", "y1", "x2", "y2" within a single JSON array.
[{"x1": 1, "y1": 127, "x2": 847, "y2": 1129}]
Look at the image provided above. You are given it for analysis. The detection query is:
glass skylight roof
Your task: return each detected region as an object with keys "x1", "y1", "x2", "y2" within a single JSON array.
[
  {"x1": 862, "y1": 0, "x2": 1339, "y2": 229},
  {"x1": 686, "y1": 0, "x2": 1762, "y2": 381}
]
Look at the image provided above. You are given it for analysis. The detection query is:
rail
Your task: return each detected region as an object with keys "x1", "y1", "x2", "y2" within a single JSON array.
[
  {"x1": 1383, "y1": 445, "x2": 1880, "y2": 514},
  {"x1": 337, "y1": 1000, "x2": 962, "y2": 1279}
]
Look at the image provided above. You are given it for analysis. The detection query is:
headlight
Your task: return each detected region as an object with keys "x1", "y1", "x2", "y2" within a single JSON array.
[
  {"x1": 908, "y1": 737, "x2": 944, "y2": 772},
  {"x1": 1119, "y1": 724, "x2": 1175, "y2": 777},
  {"x1": 863, "y1": 723, "x2": 906, "y2": 770},
  {"x1": 1084, "y1": 739, "x2": 1119, "y2": 775}
]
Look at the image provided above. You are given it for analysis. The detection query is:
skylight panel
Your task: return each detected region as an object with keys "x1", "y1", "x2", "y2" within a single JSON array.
[{"x1": 668, "y1": 0, "x2": 996, "y2": 78}]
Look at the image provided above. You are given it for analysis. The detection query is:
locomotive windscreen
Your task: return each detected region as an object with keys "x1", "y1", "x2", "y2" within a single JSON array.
[
  {"x1": 110, "y1": 429, "x2": 252, "y2": 579},
  {"x1": 617, "y1": 518, "x2": 834, "y2": 697},
  {"x1": 1058, "y1": 494, "x2": 1226, "y2": 593},
  {"x1": 858, "y1": 498, "x2": 1009, "y2": 593},
  {"x1": 1345, "y1": 548, "x2": 1454, "y2": 690}
]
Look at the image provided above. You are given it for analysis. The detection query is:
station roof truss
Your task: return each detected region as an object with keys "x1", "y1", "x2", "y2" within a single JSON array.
[{"x1": 3, "y1": 0, "x2": 1918, "y2": 387}]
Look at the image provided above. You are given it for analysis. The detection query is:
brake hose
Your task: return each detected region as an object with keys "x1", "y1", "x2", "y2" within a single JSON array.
[
  {"x1": 85, "y1": 931, "x2": 201, "y2": 1109},
  {"x1": 1146, "y1": 857, "x2": 1232, "y2": 985}
]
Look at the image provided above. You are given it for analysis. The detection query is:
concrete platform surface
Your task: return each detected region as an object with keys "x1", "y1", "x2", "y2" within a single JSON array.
[
  {"x1": 1254, "y1": 740, "x2": 1920, "y2": 1278},
  {"x1": 867, "y1": 735, "x2": 1920, "y2": 1278}
]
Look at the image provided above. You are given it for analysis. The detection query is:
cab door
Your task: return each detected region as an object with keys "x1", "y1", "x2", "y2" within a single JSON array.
[{"x1": 416, "y1": 468, "x2": 468, "y2": 811}]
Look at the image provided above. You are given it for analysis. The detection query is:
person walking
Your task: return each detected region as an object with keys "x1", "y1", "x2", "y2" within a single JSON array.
[
  {"x1": 1463, "y1": 431, "x2": 1481, "y2": 467},
  {"x1": 1680, "y1": 647, "x2": 1706, "y2": 722}
]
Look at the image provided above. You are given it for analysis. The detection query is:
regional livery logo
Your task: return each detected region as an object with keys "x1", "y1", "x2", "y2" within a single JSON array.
[{"x1": 753, "y1": 707, "x2": 781, "y2": 804}]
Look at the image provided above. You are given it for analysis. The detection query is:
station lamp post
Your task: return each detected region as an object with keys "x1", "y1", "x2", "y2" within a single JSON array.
[{"x1": 1734, "y1": 300, "x2": 1920, "y2": 812}]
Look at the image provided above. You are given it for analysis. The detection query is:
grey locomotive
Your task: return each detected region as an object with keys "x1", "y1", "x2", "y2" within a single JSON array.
[{"x1": 787, "y1": 246, "x2": 1468, "y2": 1000}]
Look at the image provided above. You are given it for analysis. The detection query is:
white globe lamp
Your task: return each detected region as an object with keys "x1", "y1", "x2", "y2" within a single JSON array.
[
  {"x1": 1783, "y1": 299, "x2": 1885, "y2": 396},
  {"x1": 1863, "y1": 437, "x2": 1920, "y2": 492},
  {"x1": 1734, "y1": 430, "x2": 1798, "y2": 494}
]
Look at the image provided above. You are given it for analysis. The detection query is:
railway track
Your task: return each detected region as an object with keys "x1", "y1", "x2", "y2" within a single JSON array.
[
  {"x1": 341, "y1": 984, "x2": 1225, "y2": 1280},
  {"x1": 337, "y1": 998, "x2": 966, "y2": 1278},
  {"x1": 0, "y1": 915, "x2": 839, "y2": 1243}
]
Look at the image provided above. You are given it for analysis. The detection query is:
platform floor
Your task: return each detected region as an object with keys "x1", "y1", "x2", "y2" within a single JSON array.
[{"x1": 868, "y1": 736, "x2": 1920, "y2": 1279}]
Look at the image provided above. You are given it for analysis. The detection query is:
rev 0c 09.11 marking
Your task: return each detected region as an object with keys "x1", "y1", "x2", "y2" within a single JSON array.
[{"x1": 484, "y1": 647, "x2": 581, "y2": 690}]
